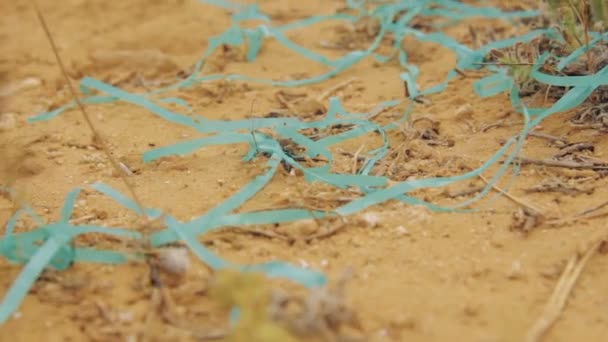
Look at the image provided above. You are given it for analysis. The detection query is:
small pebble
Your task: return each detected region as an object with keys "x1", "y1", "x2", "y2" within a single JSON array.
[
  {"x1": 117, "y1": 311, "x2": 133, "y2": 322},
  {"x1": 293, "y1": 219, "x2": 317, "y2": 236},
  {"x1": 395, "y1": 225, "x2": 410, "y2": 236},
  {"x1": 0, "y1": 77, "x2": 41, "y2": 96},
  {"x1": 20, "y1": 77, "x2": 42, "y2": 89},
  {"x1": 158, "y1": 248, "x2": 190, "y2": 275},
  {"x1": 376, "y1": 329, "x2": 388, "y2": 338},
  {"x1": 0, "y1": 113, "x2": 16, "y2": 131},
  {"x1": 506, "y1": 260, "x2": 523, "y2": 280},
  {"x1": 455, "y1": 103, "x2": 474, "y2": 119},
  {"x1": 362, "y1": 212, "x2": 381, "y2": 227}
]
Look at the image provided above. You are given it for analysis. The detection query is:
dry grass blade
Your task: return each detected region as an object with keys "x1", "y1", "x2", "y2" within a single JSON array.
[
  {"x1": 526, "y1": 239, "x2": 603, "y2": 342},
  {"x1": 352, "y1": 144, "x2": 365, "y2": 174},
  {"x1": 513, "y1": 156, "x2": 608, "y2": 170},
  {"x1": 548, "y1": 199, "x2": 608, "y2": 225},
  {"x1": 316, "y1": 77, "x2": 357, "y2": 102},
  {"x1": 303, "y1": 217, "x2": 348, "y2": 242},
  {"x1": 30, "y1": 5, "x2": 169, "y2": 339},
  {"x1": 31, "y1": 0, "x2": 146, "y2": 217},
  {"x1": 478, "y1": 174, "x2": 546, "y2": 215}
]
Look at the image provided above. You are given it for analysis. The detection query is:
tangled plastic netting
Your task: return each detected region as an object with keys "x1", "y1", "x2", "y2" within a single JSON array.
[{"x1": 1, "y1": 0, "x2": 607, "y2": 324}]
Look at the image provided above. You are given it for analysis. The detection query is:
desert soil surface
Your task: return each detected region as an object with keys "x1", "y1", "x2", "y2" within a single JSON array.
[{"x1": 1, "y1": 0, "x2": 608, "y2": 341}]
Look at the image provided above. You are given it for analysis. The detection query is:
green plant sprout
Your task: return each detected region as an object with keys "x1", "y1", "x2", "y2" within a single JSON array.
[
  {"x1": 547, "y1": 0, "x2": 606, "y2": 70},
  {"x1": 497, "y1": 50, "x2": 534, "y2": 88},
  {"x1": 589, "y1": 0, "x2": 608, "y2": 25},
  {"x1": 210, "y1": 270, "x2": 298, "y2": 342}
]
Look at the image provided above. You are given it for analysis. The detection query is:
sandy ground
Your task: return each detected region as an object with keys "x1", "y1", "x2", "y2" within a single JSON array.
[{"x1": 1, "y1": 0, "x2": 608, "y2": 341}]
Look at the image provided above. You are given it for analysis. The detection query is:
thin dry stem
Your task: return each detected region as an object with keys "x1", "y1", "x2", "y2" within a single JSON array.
[
  {"x1": 352, "y1": 144, "x2": 365, "y2": 174},
  {"x1": 31, "y1": 0, "x2": 146, "y2": 217},
  {"x1": 513, "y1": 156, "x2": 608, "y2": 170},
  {"x1": 548, "y1": 199, "x2": 608, "y2": 225},
  {"x1": 478, "y1": 174, "x2": 546, "y2": 215},
  {"x1": 526, "y1": 240, "x2": 603, "y2": 342},
  {"x1": 316, "y1": 78, "x2": 357, "y2": 102}
]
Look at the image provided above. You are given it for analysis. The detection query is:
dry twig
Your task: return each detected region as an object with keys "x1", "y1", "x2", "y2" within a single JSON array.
[
  {"x1": 512, "y1": 157, "x2": 608, "y2": 171},
  {"x1": 478, "y1": 174, "x2": 545, "y2": 215},
  {"x1": 444, "y1": 185, "x2": 486, "y2": 199},
  {"x1": 526, "y1": 240, "x2": 604, "y2": 342},
  {"x1": 32, "y1": 0, "x2": 146, "y2": 215},
  {"x1": 548, "y1": 199, "x2": 608, "y2": 226},
  {"x1": 303, "y1": 218, "x2": 348, "y2": 243},
  {"x1": 352, "y1": 144, "x2": 366, "y2": 174},
  {"x1": 316, "y1": 78, "x2": 357, "y2": 102}
]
